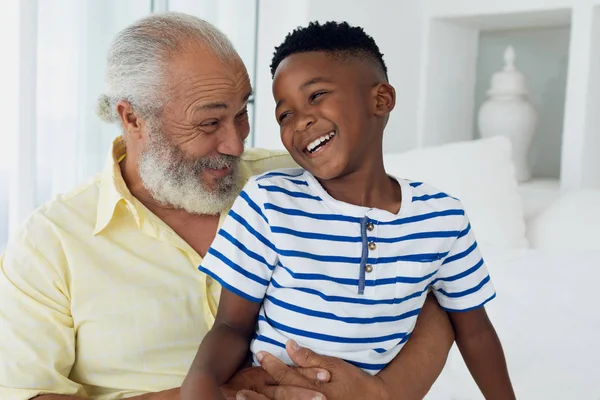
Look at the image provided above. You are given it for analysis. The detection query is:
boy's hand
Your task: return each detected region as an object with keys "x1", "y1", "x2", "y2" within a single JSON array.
[{"x1": 450, "y1": 307, "x2": 516, "y2": 400}]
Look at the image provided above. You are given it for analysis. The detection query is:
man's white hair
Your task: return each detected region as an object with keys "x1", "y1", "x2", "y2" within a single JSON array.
[{"x1": 96, "y1": 12, "x2": 239, "y2": 123}]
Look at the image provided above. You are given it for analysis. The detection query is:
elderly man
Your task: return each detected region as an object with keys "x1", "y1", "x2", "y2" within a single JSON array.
[{"x1": 0, "y1": 12, "x2": 453, "y2": 400}]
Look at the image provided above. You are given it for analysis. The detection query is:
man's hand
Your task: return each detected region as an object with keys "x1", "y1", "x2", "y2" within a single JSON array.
[
  {"x1": 237, "y1": 341, "x2": 388, "y2": 400},
  {"x1": 136, "y1": 388, "x2": 181, "y2": 399},
  {"x1": 35, "y1": 388, "x2": 182, "y2": 400},
  {"x1": 35, "y1": 365, "x2": 330, "y2": 400},
  {"x1": 222, "y1": 363, "x2": 331, "y2": 400},
  {"x1": 221, "y1": 367, "x2": 276, "y2": 399}
]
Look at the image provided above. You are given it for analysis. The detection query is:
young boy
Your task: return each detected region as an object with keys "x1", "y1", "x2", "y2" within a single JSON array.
[{"x1": 182, "y1": 22, "x2": 515, "y2": 399}]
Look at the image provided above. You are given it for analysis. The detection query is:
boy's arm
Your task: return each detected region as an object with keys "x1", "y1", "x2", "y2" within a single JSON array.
[
  {"x1": 429, "y1": 203, "x2": 513, "y2": 398},
  {"x1": 182, "y1": 178, "x2": 278, "y2": 399},
  {"x1": 449, "y1": 307, "x2": 515, "y2": 400},
  {"x1": 376, "y1": 292, "x2": 455, "y2": 399},
  {"x1": 182, "y1": 289, "x2": 262, "y2": 400}
]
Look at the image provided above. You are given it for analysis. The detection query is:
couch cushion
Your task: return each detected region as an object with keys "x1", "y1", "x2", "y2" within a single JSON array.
[{"x1": 384, "y1": 137, "x2": 528, "y2": 249}]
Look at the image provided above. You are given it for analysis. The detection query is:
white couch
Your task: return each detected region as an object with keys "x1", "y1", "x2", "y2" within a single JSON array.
[{"x1": 383, "y1": 137, "x2": 600, "y2": 399}]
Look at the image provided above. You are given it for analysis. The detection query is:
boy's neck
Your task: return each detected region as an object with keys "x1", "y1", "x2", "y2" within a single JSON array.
[{"x1": 317, "y1": 155, "x2": 401, "y2": 214}]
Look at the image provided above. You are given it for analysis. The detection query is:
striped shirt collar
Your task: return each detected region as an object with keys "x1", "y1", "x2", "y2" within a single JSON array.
[{"x1": 303, "y1": 171, "x2": 414, "y2": 222}]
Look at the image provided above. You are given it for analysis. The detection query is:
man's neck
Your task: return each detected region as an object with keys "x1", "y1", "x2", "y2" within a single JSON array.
[
  {"x1": 120, "y1": 155, "x2": 164, "y2": 211},
  {"x1": 119, "y1": 155, "x2": 221, "y2": 257}
]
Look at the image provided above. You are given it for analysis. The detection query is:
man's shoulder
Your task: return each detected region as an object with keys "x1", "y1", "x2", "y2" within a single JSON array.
[
  {"x1": 1, "y1": 175, "x2": 102, "y2": 278},
  {"x1": 17, "y1": 175, "x2": 102, "y2": 237},
  {"x1": 41, "y1": 174, "x2": 101, "y2": 213},
  {"x1": 241, "y1": 148, "x2": 297, "y2": 176},
  {"x1": 241, "y1": 147, "x2": 290, "y2": 162}
]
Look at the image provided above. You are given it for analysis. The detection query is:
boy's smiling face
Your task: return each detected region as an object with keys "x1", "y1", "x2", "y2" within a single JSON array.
[{"x1": 272, "y1": 51, "x2": 393, "y2": 181}]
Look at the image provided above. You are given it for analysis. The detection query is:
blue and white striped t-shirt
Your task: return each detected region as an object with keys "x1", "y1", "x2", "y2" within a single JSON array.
[{"x1": 199, "y1": 168, "x2": 496, "y2": 374}]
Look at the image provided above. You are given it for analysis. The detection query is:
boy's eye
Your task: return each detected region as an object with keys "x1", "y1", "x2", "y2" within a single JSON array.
[{"x1": 310, "y1": 91, "x2": 327, "y2": 102}]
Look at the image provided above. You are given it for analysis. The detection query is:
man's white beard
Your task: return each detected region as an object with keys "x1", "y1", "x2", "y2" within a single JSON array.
[{"x1": 138, "y1": 120, "x2": 244, "y2": 215}]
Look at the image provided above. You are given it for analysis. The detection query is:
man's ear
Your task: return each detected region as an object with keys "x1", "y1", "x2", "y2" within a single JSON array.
[
  {"x1": 116, "y1": 100, "x2": 144, "y2": 139},
  {"x1": 372, "y1": 82, "x2": 396, "y2": 117}
]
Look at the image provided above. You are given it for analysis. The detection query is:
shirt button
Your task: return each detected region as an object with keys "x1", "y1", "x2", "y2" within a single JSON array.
[
  {"x1": 206, "y1": 276, "x2": 214, "y2": 286},
  {"x1": 368, "y1": 242, "x2": 377, "y2": 251},
  {"x1": 367, "y1": 222, "x2": 375, "y2": 231},
  {"x1": 365, "y1": 264, "x2": 373, "y2": 273}
]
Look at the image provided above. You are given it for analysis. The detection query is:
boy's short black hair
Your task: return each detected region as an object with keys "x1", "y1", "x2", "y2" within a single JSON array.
[{"x1": 270, "y1": 21, "x2": 388, "y2": 80}]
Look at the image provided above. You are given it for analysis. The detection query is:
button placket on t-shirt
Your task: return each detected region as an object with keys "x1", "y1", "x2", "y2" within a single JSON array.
[{"x1": 358, "y1": 211, "x2": 378, "y2": 296}]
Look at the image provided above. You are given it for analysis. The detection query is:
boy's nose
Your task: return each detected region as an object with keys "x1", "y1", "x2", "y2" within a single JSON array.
[{"x1": 294, "y1": 115, "x2": 316, "y2": 133}]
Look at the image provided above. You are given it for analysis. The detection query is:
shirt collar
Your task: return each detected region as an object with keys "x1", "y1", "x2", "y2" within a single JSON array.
[{"x1": 94, "y1": 136, "x2": 139, "y2": 235}]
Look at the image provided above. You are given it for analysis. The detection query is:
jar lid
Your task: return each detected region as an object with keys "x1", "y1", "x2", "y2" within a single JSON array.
[{"x1": 487, "y1": 46, "x2": 528, "y2": 96}]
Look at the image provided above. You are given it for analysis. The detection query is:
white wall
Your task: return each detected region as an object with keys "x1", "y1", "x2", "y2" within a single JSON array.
[
  {"x1": 253, "y1": 0, "x2": 309, "y2": 150},
  {"x1": 0, "y1": 0, "x2": 19, "y2": 173},
  {"x1": 0, "y1": 0, "x2": 21, "y2": 246},
  {"x1": 582, "y1": 6, "x2": 600, "y2": 187},
  {"x1": 559, "y1": 5, "x2": 596, "y2": 189},
  {"x1": 418, "y1": 21, "x2": 479, "y2": 147},
  {"x1": 425, "y1": 0, "x2": 577, "y2": 17},
  {"x1": 253, "y1": 0, "x2": 423, "y2": 153},
  {"x1": 474, "y1": 27, "x2": 570, "y2": 179},
  {"x1": 8, "y1": 0, "x2": 37, "y2": 235}
]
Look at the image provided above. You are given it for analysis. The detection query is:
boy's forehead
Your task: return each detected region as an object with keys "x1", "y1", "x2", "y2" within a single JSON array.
[{"x1": 273, "y1": 52, "x2": 358, "y2": 87}]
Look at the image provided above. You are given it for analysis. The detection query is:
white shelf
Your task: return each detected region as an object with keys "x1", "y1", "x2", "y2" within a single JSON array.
[{"x1": 418, "y1": 0, "x2": 600, "y2": 191}]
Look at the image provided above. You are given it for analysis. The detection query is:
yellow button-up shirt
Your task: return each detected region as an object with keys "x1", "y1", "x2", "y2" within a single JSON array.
[{"x1": 0, "y1": 138, "x2": 295, "y2": 399}]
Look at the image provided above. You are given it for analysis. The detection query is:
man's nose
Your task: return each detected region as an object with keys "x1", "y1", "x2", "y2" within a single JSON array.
[{"x1": 216, "y1": 123, "x2": 245, "y2": 157}]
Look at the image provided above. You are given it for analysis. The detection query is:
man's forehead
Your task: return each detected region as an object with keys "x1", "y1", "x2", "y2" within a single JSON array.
[
  {"x1": 172, "y1": 64, "x2": 249, "y2": 87},
  {"x1": 167, "y1": 50, "x2": 252, "y2": 104},
  {"x1": 193, "y1": 90, "x2": 253, "y2": 112}
]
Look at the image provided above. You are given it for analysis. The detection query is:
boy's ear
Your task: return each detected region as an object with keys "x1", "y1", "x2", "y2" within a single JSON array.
[{"x1": 372, "y1": 82, "x2": 396, "y2": 117}]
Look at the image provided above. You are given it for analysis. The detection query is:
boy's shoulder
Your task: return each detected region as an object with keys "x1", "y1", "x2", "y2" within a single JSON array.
[
  {"x1": 251, "y1": 168, "x2": 307, "y2": 185},
  {"x1": 402, "y1": 179, "x2": 464, "y2": 212},
  {"x1": 244, "y1": 168, "x2": 309, "y2": 194}
]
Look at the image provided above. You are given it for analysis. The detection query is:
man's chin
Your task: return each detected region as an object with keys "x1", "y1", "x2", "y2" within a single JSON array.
[
  {"x1": 171, "y1": 191, "x2": 237, "y2": 216},
  {"x1": 202, "y1": 166, "x2": 242, "y2": 191}
]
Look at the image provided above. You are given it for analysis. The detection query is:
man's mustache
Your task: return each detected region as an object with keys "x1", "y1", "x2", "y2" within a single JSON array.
[{"x1": 196, "y1": 154, "x2": 239, "y2": 169}]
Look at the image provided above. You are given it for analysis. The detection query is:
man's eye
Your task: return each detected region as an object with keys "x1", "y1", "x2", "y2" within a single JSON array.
[
  {"x1": 278, "y1": 112, "x2": 291, "y2": 123},
  {"x1": 236, "y1": 108, "x2": 249, "y2": 118},
  {"x1": 200, "y1": 120, "x2": 218, "y2": 127}
]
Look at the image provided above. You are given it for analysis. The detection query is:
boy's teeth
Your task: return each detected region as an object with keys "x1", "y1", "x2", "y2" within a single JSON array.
[{"x1": 306, "y1": 131, "x2": 336, "y2": 153}]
